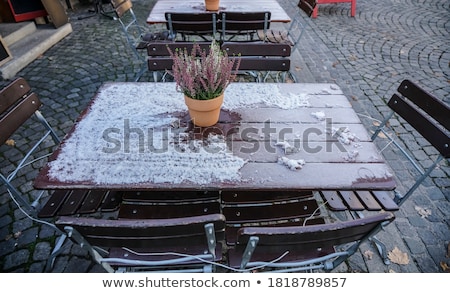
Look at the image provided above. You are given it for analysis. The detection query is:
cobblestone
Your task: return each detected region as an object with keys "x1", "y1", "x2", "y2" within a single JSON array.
[{"x1": 0, "y1": 0, "x2": 448, "y2": 273}]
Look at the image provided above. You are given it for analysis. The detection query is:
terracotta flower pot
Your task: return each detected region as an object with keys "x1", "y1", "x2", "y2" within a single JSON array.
[
  {"x1": 184, "y1": 93, "x2": 224, "y2": 127},
  {"x1": 204, "y1": 0, "x2": 220, "y2": 11}
]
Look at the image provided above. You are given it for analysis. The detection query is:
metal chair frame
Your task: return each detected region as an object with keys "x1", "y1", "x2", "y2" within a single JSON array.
[{"x1": 110, "y1": 0, "x2": 149, "y2": 81}]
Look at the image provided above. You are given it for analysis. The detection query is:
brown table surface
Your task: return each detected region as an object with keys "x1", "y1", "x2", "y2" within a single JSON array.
[
  {"x1": 34, "y1": 82, "x2": 396, "y2": 191},
  {"x1": 146, "y1": 0, "x2": 292, "y2": 24}
]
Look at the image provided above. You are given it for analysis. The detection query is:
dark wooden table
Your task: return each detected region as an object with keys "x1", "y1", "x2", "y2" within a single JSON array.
[
  {"x1": 35, "y1": 82, "x2": 396, "y2": 192},
  {"x1": 146, "y1": 0, "x2": 292, "y2": 24}
]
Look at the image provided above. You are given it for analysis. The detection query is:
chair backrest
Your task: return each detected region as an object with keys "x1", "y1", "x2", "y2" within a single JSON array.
[
  {"x1": 298, "y1": 0, "x2": 317, "y2": 17},
  {"x1": 391, "y1": 80, "x2": 450, "y2": 158},
  {"x1": 165, "y1": 12, "x2": 218, "y2": 41},
  {"x1": 220, "y1": 11, "x2": 271, "y2": 41},
  {"x1": 228, "y1": 212, "x2": 395, "y2": 271},
  {"x1": 0, "y1": 77, "x2": 41, "y2": 145},
  {"x1": 371, "y1": 79, "x2": 449, "y2": 206},
  {"x1": 110, "y1": 0, "x2": 146, "y2": 51},
  {"x1": 146, "y1": 41, "x2": 212, "y2": 81},
  {"x1": 221, "y1": 190, "x2": 325, "y2": 245},
  {"x1": 0, "y1": 77, "x2": 60, "y2": 213},
  {"x1": 118, "y1": 190, "x2": 221, "y2": 219},
  {"x1": 56, "y1": 213, "x2": 226, "y2": 272},
  {"x1": 221, "y1": 41, "x2": 292, "y2": 82}
]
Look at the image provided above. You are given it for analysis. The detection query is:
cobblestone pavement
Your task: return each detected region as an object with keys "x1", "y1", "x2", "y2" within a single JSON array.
[{"x1": 0, "y1": 0, "x2": 448, "y2": 273}]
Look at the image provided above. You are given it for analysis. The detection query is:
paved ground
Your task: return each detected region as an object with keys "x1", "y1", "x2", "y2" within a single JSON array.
[{"x1": 0, "y1": 0, "x2": 448, "y2": 273}]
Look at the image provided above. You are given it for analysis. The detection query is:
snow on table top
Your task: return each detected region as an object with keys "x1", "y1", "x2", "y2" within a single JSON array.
[{"x1": 47, "y1": 82, "x2": 342, "y2": 185}]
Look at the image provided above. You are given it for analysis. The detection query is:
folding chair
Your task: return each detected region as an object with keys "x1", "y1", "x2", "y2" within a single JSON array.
[
  {"x1": 56, "y1": 214, "x2": 226, "y2": 273},
  {"x1": 371, "y1": 79, "x2": 449, "y2": 207},
  {"x1": 0, "y1": 77, "x2": 60, "y2": 215},
  {"x1": 316, "y1": 81, "x2": 448, "y2": 266},
  {"x1": 219, "y1": 11, "x2": 271, "y2": 42},
  {"x1": 55, "y1": 190, "x2": 225, "y2": 272},
  {"x1": 257, "y1": 0, "x2": 316, "y2": 51},
  {"x1": 222, "y1": 190, "x2": 395, "y2": 272},
  {"x1": 109, "y1": 0, "x2": 172, "y2": 81},
  {"x1": 165, "y1": 12, "x2": 219, "y2": 41},
  {"x1": 228, "y1": 212, "x2": 395, "y2": 272},
  {"x1": 0, "y1": 77, "x2": 68, "y2": 271}
]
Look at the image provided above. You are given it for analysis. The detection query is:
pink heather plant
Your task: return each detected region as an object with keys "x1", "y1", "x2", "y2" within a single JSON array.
[{"x1": 167, "y1": 41, "x2": 240, "y2": 100}]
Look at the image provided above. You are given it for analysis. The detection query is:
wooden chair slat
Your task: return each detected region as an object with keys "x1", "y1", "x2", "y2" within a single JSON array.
[
  {"x1": 319, "y1": 190, "x2": 347, "y2": 211},
  {"x1": 77, "y1": 190, "x2": 110, "y2": 214},
  {"x1": 38, "y1": 190, "x2": 72, "y2": 218},
  {"x1": 397, "y1": 79, "x2": 450, "y2": 130},
  {"x1": 355, "y1": 190, "x2": 382, "y2": 211},
  {"x1": 371, "y1": 191, "x2": 399, "y2": 211},
  {"x1": 122, "y1": 190, "x2": 220, "y2": 203},
  {"x1": 0, "y1": 77, "x2": 31, "y2": 113},
  {"x1": 57, "y1": 190, "x2": 89, "y2": 216},
  {"x1": 118, "y1": 201, "x2": 221, "y2": 219},
  {"x1": 100, "y1": 191, "x2": 123, "y2": 211},
  {"x1": 223, "y1": 199, "x2": 319, "y2": 224},
  {"x1": 0, "y1": 92, "x2": 41, "y2": 146},
  {"x1": 221, "y1": 190, "x2": 313, "y2": 203},
  {"x1": 338, "y1": 190, "x2": 365, "y2": 210},
  {"x1": 388, "y1": 94, "x2": 450, "y2": 157}
]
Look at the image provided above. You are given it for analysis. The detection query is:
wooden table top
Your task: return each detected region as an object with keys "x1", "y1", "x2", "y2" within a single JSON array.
[
  {"x1": 146, "y1": 0, "x2": 292, "y2": 24},
  {"x1": 34, "y1": 82, "x2": 396, "y2": 191}
]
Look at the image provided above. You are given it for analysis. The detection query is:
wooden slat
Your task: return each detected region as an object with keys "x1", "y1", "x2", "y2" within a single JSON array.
[
  {"x1": 397, "y1": 79, "x2": 450, "y2": 130},
  {"x1": 388, "y1": 94, "x2": 450, "y2": 157},
  {"x1": 223, "y1": 199, "x2": 319, "y2": 224},
  {"x1": 118, "y1": 202, "x2": 221, "y2": 219},
  {"x1": 371, "y1": 191, "x2": 399, "y2": 211},
  {"x1": 338, "y1": 191, "x2": 364, "y2": 210},
  {"x1": 0, "y1": 92, "x2": 41, "y2": 146},
  {"x1": 38, "y1": 190, "x2": 72, "y2": 218},
  {"x1": 100, "y1": 191, "x2": 123, "y2": 211},
  {"x1": 221, "y1": 190, "x2": 313, "y2": 203},
  {"x1": 122, "y1": 190, "x2": 220, "y2": 203},
  {"x1": 320, "y1": 190, "x2": 347, "y2": 211},
  {"x1": 57, "y1": 190, "x2": 89, "y2": 215},
  {"x1": 355, "y1": 190, "x2": 382, "y2": 211},
  {"x1": 0, "y1": 77, "x2": 31, "y2": 113},
  {"x1": 77, "y1": 190, "x2": 109, "y2": 214}
]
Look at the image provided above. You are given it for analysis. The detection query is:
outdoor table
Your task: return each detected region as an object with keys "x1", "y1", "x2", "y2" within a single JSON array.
[
  {"x1": 35, "y1": 82, "x2": 396, "y2": 192},
  {"x1": 146, "y1": 0, "x2": 292, "y2": 24}
]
